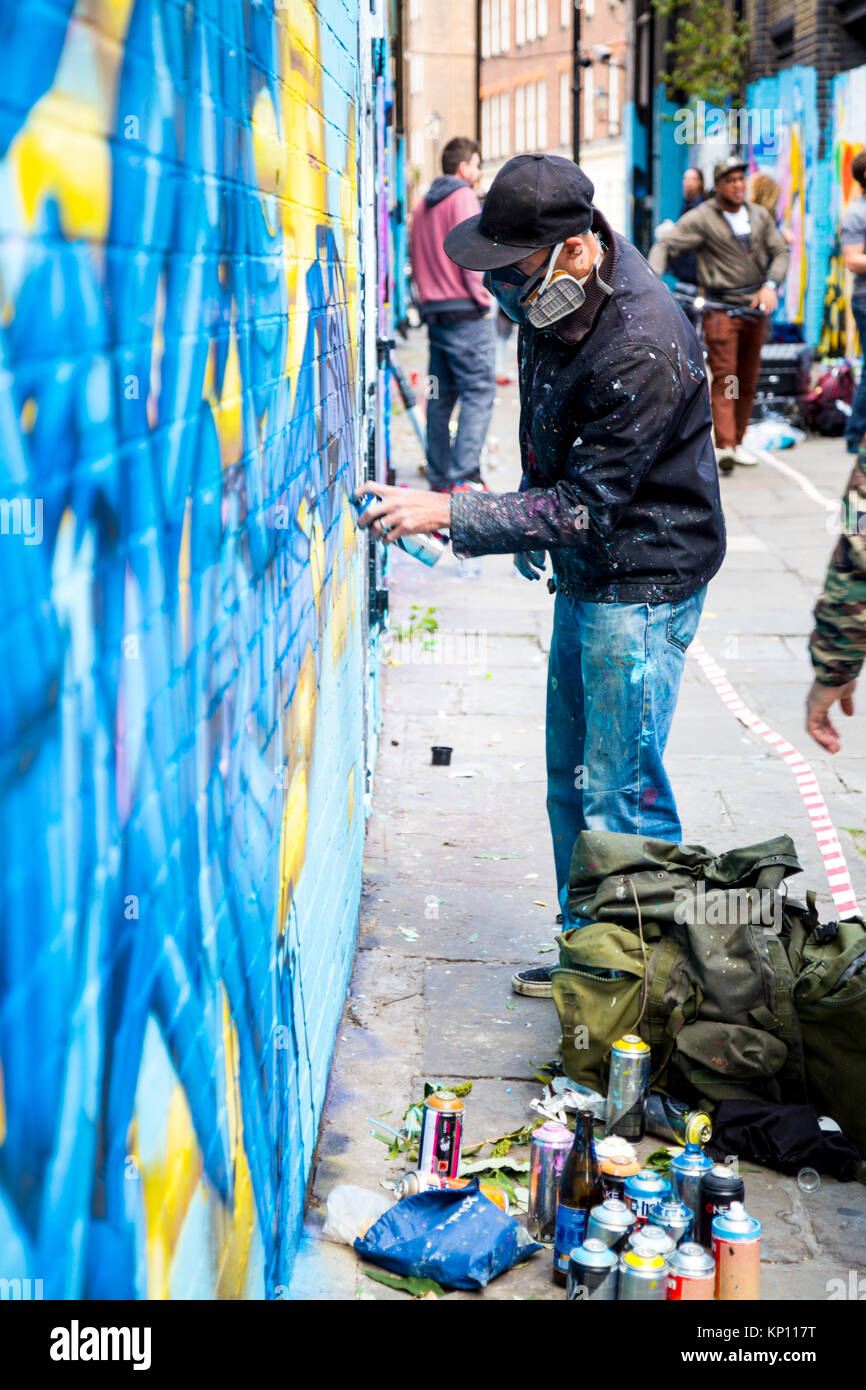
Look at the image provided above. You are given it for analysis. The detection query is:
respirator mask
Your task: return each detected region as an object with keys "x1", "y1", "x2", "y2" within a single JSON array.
[{"x1": 523, "y1": 241, "x2": 614, "y2": 329}]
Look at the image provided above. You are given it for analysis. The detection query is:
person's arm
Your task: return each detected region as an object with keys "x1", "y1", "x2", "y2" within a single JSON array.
[
  {"x1": 449, "y1": 344, "x2": 686, "y2": 556},
  {"x1": 842, "y1": 242, "x2": 866, "y2": 276},
  {"x1": 806, "y1": 462, "x2": 866, "y2": 752},
  {"x1": 647, "y1": 208, "x2": 706, "y2": 276}
]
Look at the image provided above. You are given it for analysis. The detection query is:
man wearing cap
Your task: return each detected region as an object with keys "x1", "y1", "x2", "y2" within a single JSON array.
[
  {"x1": 649, "y1": 156, "x2": 790, "y2": 472},
  {"x1": 357, "y1": 154, "x2": 725, "y2": 996}
]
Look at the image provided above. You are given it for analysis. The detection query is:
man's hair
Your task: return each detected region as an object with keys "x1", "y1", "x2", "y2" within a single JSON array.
[
  {"x1": 442, "y1": 137, "x2": 480, "y2": 175},
  {"x1": 853, "y1": 150, "x2": 866, "y2": 191}
]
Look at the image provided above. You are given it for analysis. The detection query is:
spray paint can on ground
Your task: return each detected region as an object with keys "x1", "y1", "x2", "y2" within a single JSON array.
[
  {"x1": 617, "y1": 1249, "x2": 668, "y2": 1301},
  {"x1": 644, "y1": 1093, "x2": 713, "y2": 1147},
  {"x1": 587, "y1": 1198, "x2": 636, "y2": 1252},
  {"x1": 667, "y1": 1242, "x2": 716, "y2": 1301},
  {"x1": 418, "y1": 1091, "x2": 464, "y2": 1179},
  {"x1": 628, "y1": 1227, "x2": 676, "y2": 1263},
  {"x1": 712, "y1": 1202, "x2": 761, "y2": 1300},
  {"x1": 606, "y1": 1035, "x2": 651, "y2": 1141},
  {"x1": 527, "y1": 1122, "x2": 573, "y2": 1242},
  {"x1": 670, "y1": 1143, "x2": 714, "y2": 1229},
  {"x1": 596, "y1": 1135, "x2": 641, "y2": 1202},
  {"x1": 567, "y1": 1239, "x2": 619, "y2": 1301},
  {"x1": 698, "y1": 1165, "x2": 746, "y2": 1248},
  {"x1": 647, "y1": 1198, "x2": 694, "y2": 1246},
  {"x1": 624, "y1": 1169, "x2": 671, "y2": 1229},
  {"x1": 394, "y1": 1171, "x2": 507, "y2": 1211}
]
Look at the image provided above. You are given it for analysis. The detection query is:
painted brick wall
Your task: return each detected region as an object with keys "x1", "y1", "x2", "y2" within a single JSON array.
[{"x1": 0, "y1": 0, "x2": 388, "y2": 1299}]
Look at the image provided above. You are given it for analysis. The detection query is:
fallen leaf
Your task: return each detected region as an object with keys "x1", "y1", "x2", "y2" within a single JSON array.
[
  {"x1": 537, "y1": 943, "x2": 556, "y2": 953},
  {"x1": 533, "y1": 900, "x2": 548, "y2": 907},
  {"x1": 364, "y1": 1270, "x2": 445, "y2": 1299},
  {"x1": 506, "y1": 1000, "x2": 516, "y2": 1011},
  {"x1": 397, "y1": 926, "x2": 420, "y2": 941},
  {"x1": 467, "y1": 932, "x2": 478, "y2": 943}
]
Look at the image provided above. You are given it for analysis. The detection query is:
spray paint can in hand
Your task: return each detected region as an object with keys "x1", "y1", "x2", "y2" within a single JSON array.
[
  {"x1": 567, "y1": 1239, "x2": 619, "y2": 1301},
  {"x1": 606, "y1": 1035, "x2": 651, "y2": 1140},
  {"x1": 712, "y1": 1201, "x2": 761, "y2": 1300},
  {"x1": 354, "y1": 492, "x2": 447, "y2": 566},
  {"x1": 623, "y1": 1168, "x2": 671, "y2": 1229},
  {"x1": 666, "y1": 1242, "x2": 716, "y2": 1301},
  {"x1": 644, "y1": 1093, "x2": 713, "y2": 1147},
  {"x1": 698, "y1": 1165, "x2": 746, "y2": 1249},
  {"x1": 418, "y1": 1091, "x2": 464, "y2": 1179},
  {"x1": 587, "y1": 1198, "x2": 636, "y2": 1252},
  {"x1": 527, "y1": 1122, "x2": 573, "y2": 1242},
  {"x1": 617, "y1": 1249, "x2": 668, "y2": 1301},
  {"x1": 670, "y1": 1143, "x2": 714, "y2": 1230}
]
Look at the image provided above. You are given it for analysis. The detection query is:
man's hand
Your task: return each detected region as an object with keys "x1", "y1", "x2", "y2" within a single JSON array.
[
  {"x1": 749, "y1": 286, "x2": 778, "y2": 315},
  {"x1": 806, "y1": 678, "x2": 856, "y2": 754},
  {"x1": 354, "y1": 482, "x2": 451, "y2": 543},
  {"x1": 514, "y1": 550, "x2": 546, "y2": 580}
]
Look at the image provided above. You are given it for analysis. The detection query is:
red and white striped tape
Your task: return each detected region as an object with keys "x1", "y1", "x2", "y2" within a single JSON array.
[{"x1": 690, "y1": 638, "x2": 861, "y2": 919}]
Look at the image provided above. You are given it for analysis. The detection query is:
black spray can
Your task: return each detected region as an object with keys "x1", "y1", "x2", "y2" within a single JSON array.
[
  {"x1": 698, "y1": 1165, "x2": 745, "y2": 1248},
  {"x1": 567, "y1": 1238, "x2": 619, "y2": 1301}
]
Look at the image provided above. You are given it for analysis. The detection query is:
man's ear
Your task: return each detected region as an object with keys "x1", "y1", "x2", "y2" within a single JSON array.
[{"x1": 562, "y1": 235, "x2": 595, "y2": 274}]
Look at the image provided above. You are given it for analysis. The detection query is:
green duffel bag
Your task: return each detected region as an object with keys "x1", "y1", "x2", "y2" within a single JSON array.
[
  {"x1": 550, "y1": 920, "x2": 656, "y2": 1091},
  {"x1": 553, "y1": 831, "x2": 809, "y2": 1106},
  {"x1": 787, "y1": 911, "x2": 866, "y2": 1154}
]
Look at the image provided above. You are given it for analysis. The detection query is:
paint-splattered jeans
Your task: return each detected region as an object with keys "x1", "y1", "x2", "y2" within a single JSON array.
[{"x1": 546, "y1": 586, "x2": 706, "y2": 899}]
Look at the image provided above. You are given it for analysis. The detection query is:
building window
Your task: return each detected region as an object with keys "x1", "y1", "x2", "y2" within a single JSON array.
[
  {"x1": 482, "y1": 98, "x2": 492, "y2": 159},
  {"x1": 608, "y1": 64, "x2": 620, "y2": 135},
  {"x1": 410, "y1": 55, "x2": 424, "y2": 94},
  {"x1": 560, "y1": 71, "x2": 570, "y2": 145},
  {"x1": 501, "y1": 92, "x2": 511, "y2": 157},
  {"x1": 411, "y1": 126, "x2": 424, "y2": 169},
  {"x1": 491, "y1": 0, "x2": 500, "y2": 55},
  {"x1": 536, "y1": 78, "x2": 547, "y2": 147},
  {"x1": 409, "y1": 0, "x2": 422, "y2": 19},
  {"x1": 482, "y1": 0, "x2": 491, "y2": 57},
  {"x1": 526, "y1": 79, "x2": 537, "y2": 148},
  {"x1": 515, "y1": 83, "x2": 526, "y2": 150},
  {"x1": 500, "y1": 0, "x2": 510, "y2": 50},
  {"x1": 770, "y1": 16, "x2": 794, "y2": 65},
  {"x1": 584, "y1": 0, "x2": 595, "y2": 16},
  {"x1": 561, "y1": 0, "x2": 570, "y2": 25},
  {"x1": 527, "y1": 0, "x2": 537, "y2": 42},
  {"x1": 583, "y1": 61, "x2": 594, "y2": 140},
  {"x1": 516, "y1": 0, "x2": 526, "y2": 44},
  {"x1": 538, "y1": 0, "x2": 548, "y2": 37}
]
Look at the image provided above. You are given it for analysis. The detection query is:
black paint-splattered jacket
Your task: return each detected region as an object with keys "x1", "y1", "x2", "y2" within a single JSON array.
[{"x1": 449, "y1": 212, "x2": 727, "y2": 604}]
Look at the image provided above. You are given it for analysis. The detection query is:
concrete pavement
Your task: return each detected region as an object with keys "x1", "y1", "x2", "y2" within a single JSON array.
[{"x1": 288, "y1": 326, "x2": 866, "y2": 1301}]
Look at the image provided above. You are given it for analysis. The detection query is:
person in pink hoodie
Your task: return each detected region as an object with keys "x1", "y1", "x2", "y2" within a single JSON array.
[{"x1": 410, "y1": 137, "x2": 496, "y2": 492}]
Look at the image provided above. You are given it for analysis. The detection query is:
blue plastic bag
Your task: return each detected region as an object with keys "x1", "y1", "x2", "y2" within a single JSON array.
[{"x1": 354, "y1": 1180, "x2": 543, "y2": 1290}]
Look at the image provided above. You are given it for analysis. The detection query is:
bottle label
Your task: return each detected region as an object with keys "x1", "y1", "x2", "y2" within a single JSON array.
[{"x1": 554, "y1": 1206, "x2": 588, "y2": 1274}]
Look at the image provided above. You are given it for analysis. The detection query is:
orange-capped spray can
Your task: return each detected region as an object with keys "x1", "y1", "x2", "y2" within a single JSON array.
[
  {"x1": 394, "y1": 1170, "x2": 508, "y2": 1212},
  {"x1": 712, "y1": 1201, "x2": 761, "y2": 1300},
  {"x1": 418, "y1": 1090, "x2": 464, "y2": 1179}
]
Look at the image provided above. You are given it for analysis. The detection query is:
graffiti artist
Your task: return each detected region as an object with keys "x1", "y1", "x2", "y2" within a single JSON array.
[{"x1": 357, "y1": 153, "x2": 726, "y2": 999}]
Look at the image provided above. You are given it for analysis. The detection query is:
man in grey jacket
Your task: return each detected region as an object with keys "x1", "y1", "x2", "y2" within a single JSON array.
[{"x1": 649, "y1": 155, "x2": 790, "y2": 472}]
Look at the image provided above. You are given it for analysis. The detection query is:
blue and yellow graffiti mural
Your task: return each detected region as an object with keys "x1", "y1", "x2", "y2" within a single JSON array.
[{"x1": 0, "y1": 0, "x2": 381, "y2": 1297}]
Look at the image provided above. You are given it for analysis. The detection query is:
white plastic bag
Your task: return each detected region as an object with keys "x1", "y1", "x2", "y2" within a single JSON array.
[{"x1": 322, "y1": 1184, "x2": 393, "y2": 1246}]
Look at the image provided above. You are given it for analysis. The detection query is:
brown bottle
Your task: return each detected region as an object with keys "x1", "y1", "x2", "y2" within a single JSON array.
[{"x1": 552, "y1": 1110, "x2": 603, "y2": 1286}]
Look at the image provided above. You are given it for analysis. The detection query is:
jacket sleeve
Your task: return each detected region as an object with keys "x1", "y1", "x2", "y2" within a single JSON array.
[
  {"x1": 809, "y1": 459, "x2": 866, "y2": 686},
  {"x1": 450, "y1": 344, "x2": 688, "y2": 556},
  {"x1": 760, "y1": 208, "x2": 791, "y2": 286},
  {"x1": 647, "y1": 208, "x2": 706, "y2": 275},
  {"x1": 447, "y1": 186, "x2": 491, "y2": 309}
]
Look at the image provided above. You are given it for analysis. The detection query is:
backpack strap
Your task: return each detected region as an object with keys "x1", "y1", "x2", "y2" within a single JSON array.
[
  {"x1": 761, "y1": 933, "x2": 809, "y2": 1102},
  {"x1": 644, "y1": 937, "x2": 701, "y2": 1085}
]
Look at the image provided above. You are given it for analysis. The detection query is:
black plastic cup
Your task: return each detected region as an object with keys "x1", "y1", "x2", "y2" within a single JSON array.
[{"x1": 431, "y1": 746, "x2": 452, "y2": 766}]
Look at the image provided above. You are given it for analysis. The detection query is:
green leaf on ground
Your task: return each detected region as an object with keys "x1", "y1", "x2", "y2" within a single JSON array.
[
  {"x1": 506, "y1": 999, "x2": 516, "y2": 1010},
  {"x1": 644, "y1": 1146, "x2": 674, "y2": 1173},
  {"x1": 537, "y1": 943, "x2": 557, "y2": 953},
  {"x1": 364, "y1": 1269, "x2": 445, "y2": 1298},
  {"x1": 467, "y1": 932, "x2": 478, "y2": 943}
]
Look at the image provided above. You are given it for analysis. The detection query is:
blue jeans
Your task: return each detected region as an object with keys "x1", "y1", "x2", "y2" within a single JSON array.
[
  {"x1": 546, "y1": 588, "x2": 706, "y2": 898},
  {"x1": 426, "y1": 315, "x2": 496, "y2": 489},
  {"x1": 846, "y1": 297, "x2": 866, "y2": 451}
]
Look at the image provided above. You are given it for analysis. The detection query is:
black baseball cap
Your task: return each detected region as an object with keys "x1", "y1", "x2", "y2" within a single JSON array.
[{"x1": 444, "y1": 153, "x2": 595, "y2": 271}]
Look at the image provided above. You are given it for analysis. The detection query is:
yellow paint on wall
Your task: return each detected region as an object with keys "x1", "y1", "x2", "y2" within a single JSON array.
[
  {"x1": 12, "y1": 100, "x2": 111, "y2": 241},
  {"x1": 214, "y1": 988, "x2": 258, "y2": 1300},
  {"x1": 330, "y1": 575, "x2": 350, "y2": 667},
  {"x1": 179, "y1": 497, "x2": 192, "y2": 657},
  {"x1": 347, "y1": 764, "x2": 354, "y2": 826},
  {"x1": 278, "y1": 762, "x2": 308, "y2": 926},
  {"x1": 139, "y1": 1083, "x2": 204, "y2": 1300}
]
